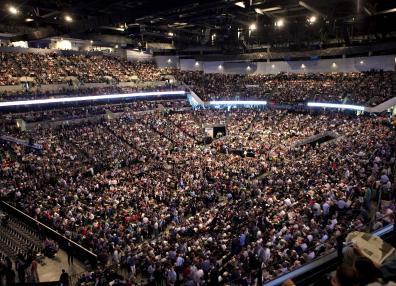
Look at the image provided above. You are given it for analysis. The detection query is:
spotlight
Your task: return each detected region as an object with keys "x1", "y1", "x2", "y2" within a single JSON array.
[
  {"x1": 168, "y1": 32, "x2": 174, "y2": 37},
  {"x1": 218, "y1": 64, "x2": 223, "y2": 70},
  {"x1": 9, "y1": 6, "x2": 18, "y2": 15},
  {"x1": 211, "y1": 34, "x2": 216, "y2": 43},
  {"x1": 235, "y1": 1, "x2": 245, "y2": 8},
  {"x1": 360, "y1": 60, "x2": 364, "y2": 65},
  {"x1": 167, "y1": 58, "x2": 172, "y2": 64},
  {"x1": 271, "y1": 64, "x2": 275, "y2": 68},
  {"x1": 195, "y1": 62, "x2": 199, "y2": 67},
  {"x1": 301, "y1": 64, "x2": 306, "y2": 69},
  {"x1": 332, "y1": 62, "x2": 337, "y2": 68},
  {"x1": 25, "y1": 18, "x2": 34, "y2": 22},
  {"x1": 275, "y1": 19, "x2": 284, "y2": 27},
  {"x1": 307, "y1": 16, "x2": 317, "y2": 24},
  {"x1": 249, "y1": 23, "x2": 257, "y2": 31},
  {"x1": 64, "y1": 15, "x2": 73, "y2": 22}
]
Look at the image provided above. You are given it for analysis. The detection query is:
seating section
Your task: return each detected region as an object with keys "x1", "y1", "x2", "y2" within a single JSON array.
[
  {"x1": 0, "y1": 50, "x2": 395, "y2": 106},
  {"x1": 0, "y1": 99, "x2": 189, "y2": 123},
  {"x1": 167, "y1": 111, "x2": 207, "y2": 142},
  {"x1": 0, "y1": 106, "x2": 395, "y2": 285},
  {"x1": 175, "y1": 70, "x2": 396, "y2": 105},
  {"x1": 0, "y1": 52, "x2": 169, "y2": 85},
  {"x1": 0, "y1": 211, "x2": 43, "y2": 259}
]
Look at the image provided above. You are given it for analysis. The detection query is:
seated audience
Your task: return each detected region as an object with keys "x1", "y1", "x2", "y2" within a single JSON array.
[{"x1": 0, "y1": 105, "x2": 395, "y2": 285}]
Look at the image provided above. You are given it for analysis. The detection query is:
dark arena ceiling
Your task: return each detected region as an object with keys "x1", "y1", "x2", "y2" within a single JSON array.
[{"x1": 1, "y1": 0, "x2": 396, "y2": 53}]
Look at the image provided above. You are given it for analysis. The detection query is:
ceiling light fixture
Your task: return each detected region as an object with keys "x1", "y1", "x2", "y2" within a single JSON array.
[
  {"x1": 307, "y1": 15, "x2": 317, "y2": 24},
  {"x1": 275, "y1": 19, "x2": 284, "y2": 27},
  {"x1": 235, "y1": 2, "x2": 245, "y2": 8},
  {"x1": 260, "y1": 6, "x2": 282, "y2": 13},
  {"x1": 9, "y1": 6, "x2": 19, "y2": 15},
  {"x1": 64, "y1": 15, "x2": 73, "y2": 22},
  {"x1": 249, "y1": 23, "x2": 257, "y2": 31}
]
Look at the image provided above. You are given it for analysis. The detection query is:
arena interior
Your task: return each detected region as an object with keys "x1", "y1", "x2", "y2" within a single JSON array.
[{"x1": 0, "y1": 0, "x2": 396, "y2": 285}]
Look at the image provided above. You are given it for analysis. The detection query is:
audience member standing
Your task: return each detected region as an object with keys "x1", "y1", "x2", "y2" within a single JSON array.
[
  {"x1": 66, "y1": 242, "x2": 74, "y2": 266},
  {"x1": 59, "y1": 269, "x2": 70, "y2": 286}
]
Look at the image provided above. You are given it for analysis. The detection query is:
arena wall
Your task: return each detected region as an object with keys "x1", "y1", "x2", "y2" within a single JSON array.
[{"x1": 175, "y1": 54, "x2": 396, "y2": 74}]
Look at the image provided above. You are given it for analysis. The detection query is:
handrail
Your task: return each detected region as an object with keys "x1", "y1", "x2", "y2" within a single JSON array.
[
  {"x1": 0, "y1": 201, "x2": 97, "y2": 267},
  {"x1": 263, "y1": 224, "x2": 395, "y2": 286}
]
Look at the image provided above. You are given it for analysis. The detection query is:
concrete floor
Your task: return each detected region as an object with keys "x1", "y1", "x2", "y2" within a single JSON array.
[
  {"x1": 0, "y1": 249, "x2": 86, "y2": 286},
  {"x1": 37, "y1": 248, "x2": 87, "y2": 283}
]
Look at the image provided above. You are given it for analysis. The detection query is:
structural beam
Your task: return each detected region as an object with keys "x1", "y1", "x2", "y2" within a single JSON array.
[
  {"x1": 376, "y1": 8, "x2": 396, "y2": 15},
  {"x1": 298, "y1": 1, "x2": 326, "y2": 18}
]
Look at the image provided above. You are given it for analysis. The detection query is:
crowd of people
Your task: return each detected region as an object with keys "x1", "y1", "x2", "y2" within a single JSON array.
[
  {"x1": 0, "y1": 251, "x2": 40, "y2": 284},
  {"x1": 0, "y1": 50, "x2": 395, "y2": 107},
  {"x1": 284, "y1": 226, "x2": 396, "y2": 286},
  {"x1": 1, "y1": 100, "x2": 395, "y2": 285},
  {"x1": 0, "y1": 83, "x2": 182, "y2": 102},
  {"x1": 175, "y1": 70, "x2": 395, "y2": 105},
  {"x1": 0, "y1": 99, "x2": 189, "y2": 125},
  {"x1": 0, "y1": 52, "x2": 170, "y2": 85}
]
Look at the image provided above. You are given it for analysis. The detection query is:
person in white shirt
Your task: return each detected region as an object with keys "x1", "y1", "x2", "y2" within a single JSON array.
[
  {"x1": 284, "y1": 198, "x2": 292, "y2": 207},
  {"x1": 312, "y1": 202, "x2": 321, "y2": 216}
]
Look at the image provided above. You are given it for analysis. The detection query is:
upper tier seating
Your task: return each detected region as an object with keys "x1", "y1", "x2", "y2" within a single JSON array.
[
  {"x1": 1, "y1": 51, "x2": 395, "y2": 106},
  {"x1": 0, "y1": 52, "x2": 172, "y2": 85},
  {"x1": 175, "y1": 70, "x2": 396, "y2": 105}
]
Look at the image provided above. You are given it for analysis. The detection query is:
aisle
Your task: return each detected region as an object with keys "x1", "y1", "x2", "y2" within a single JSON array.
[{"x1": 37, "y1": 248, "x2": 87, "y2": 283}]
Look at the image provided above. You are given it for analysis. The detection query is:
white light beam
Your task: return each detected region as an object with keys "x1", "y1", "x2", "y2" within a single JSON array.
[
  {"x1": 0, "y1": 91, "x2": 186, "y2": 107},
  {"x1": 307, "y1": 102, "x2": 365, "y2": 111},
  {"x1": 209, "y1": 100, "x2": 267, "y2": 105}
]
